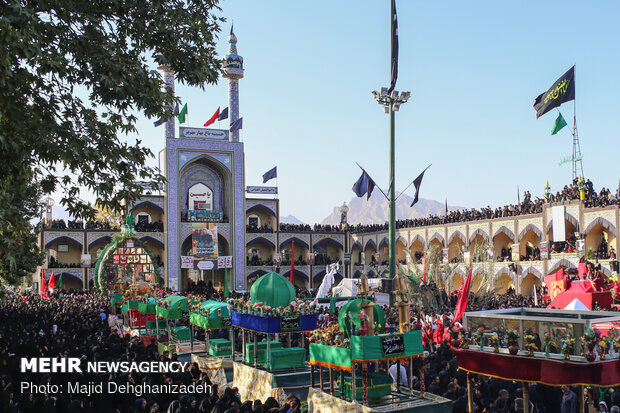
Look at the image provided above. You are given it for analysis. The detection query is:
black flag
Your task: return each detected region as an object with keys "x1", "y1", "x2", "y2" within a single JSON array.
[
  {"x1": 410, "y1": 170, "x2": 426, "y2": 207},
  {"x1": 388, "y1": 0, "x2": 399, "y2": 94},
  {"x1": 533, "y1": 66, "x2": 575, "y2": 118},
  {"x1": 262, "y1": 166, "x2": 277, "y2": 183},
  {"x1": 352, "y1": 170, "x2": 376, "y2": 200}
]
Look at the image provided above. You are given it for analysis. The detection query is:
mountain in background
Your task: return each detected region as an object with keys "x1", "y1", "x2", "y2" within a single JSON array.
[
  {"x1": 280, "y1": 214, "x2": 306, "y2": 225},
  {"x1": 321, "y1": 190, "x2": 465, "y2": 225}
]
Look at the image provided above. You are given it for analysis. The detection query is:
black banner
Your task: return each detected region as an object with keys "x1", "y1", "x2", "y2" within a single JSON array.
[
  {"x1": 280, "y1": 316, "x2": 301, "y2": 331},
  {"x1": 533, "y1": 66, "x2": 575, "y2": 118},
  {"x1": 221, "y1": 317, "x2": 232, "y2": 328},
  {"x1": 381, "y1": 334, "x2": 405, "y2": 357}
]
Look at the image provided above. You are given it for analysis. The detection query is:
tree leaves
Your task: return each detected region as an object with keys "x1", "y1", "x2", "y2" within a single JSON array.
[{"x1": 0, "y1": 0, "x2": 223, "y2": 283}]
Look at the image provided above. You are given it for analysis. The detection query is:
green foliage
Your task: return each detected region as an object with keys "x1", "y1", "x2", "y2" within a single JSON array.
[
  {"x1": 0, "y1": 0, "x2": 224, "y2": 283},
  {"x1": 0, "y1": 173, "x2": 45, "y2": 284}
]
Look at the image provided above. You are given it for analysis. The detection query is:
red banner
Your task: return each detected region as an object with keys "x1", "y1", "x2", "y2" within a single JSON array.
[{"x1": 454, "y1": 349, "x2": 620, "y2": 386}]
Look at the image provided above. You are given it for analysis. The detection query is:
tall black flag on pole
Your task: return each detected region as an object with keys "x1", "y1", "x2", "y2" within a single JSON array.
[
  {"x1": 388, "y1": 0, "x2": 399, "y2": 94},
  {"x1": 262, "y1": 166, "x2": 277, "y2": 183},
  {"x1": 352, "y1": 170, "x2": 376, "y2": 200},
  {"x1": 533, "y1": 66, "x2": 575, "y2": 118}
]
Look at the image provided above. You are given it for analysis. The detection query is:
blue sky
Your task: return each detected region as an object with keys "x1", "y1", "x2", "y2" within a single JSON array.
[{"x1": 127, "y1": 0, "x2": 620, "y2": 224}]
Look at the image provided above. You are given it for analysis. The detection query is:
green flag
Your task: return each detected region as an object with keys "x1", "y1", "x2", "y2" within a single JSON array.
[
  {"x1": 551, "y1": 112, "x2": 567, "y2": 135},
  {"x1": 57, "y1": 274, "x2": 62, "y2": 288},
  {"x1": 224, "y1": 267, "x2": 229, "y2": 298},
  {"x1": 178, "y1": 103, "x2": 188, "y2": 124}
]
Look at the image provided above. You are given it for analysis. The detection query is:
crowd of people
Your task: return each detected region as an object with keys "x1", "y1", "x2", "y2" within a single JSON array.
[
  {"x1": 0, "y1": 291, "x2": 306, "y2": 413},
  {"x1": 47, "y1": 256, "x2": 81, "y2": 269},
  {"x1": 351, "y1": 179, "x2": 619, "y2": 234},
  {"x1": 134, "y1": 221, "x2": 164, "y2": 233},
  {"x1": 3, "y1": 275, "x2": 620, "y2": 412}
]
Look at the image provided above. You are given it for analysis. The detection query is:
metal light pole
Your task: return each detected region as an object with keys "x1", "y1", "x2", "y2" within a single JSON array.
[{"x1": 372, "y1": 89, "x2": 410, "y2": 286}]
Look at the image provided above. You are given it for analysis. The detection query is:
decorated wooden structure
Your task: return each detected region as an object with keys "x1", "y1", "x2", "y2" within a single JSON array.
[
  {"x1": 189, "y1": 300, "x2": 234, "y2": 356},
  {"x1": 155, "y1": 295, "x2": 189, "y2": 355},
  {"x1": 136, "y1": 297, "x2": 161, "y2": 334},
  {"x1": 94, "y1": 215, "x2": 161, "y2": 295},
  {"x1": 228, "y1": 272, "x2": 318, "y2": 371},
  {"x1": 457, "y1": 308, "x2": 620, "y2": 413},
  {"x1": 306, "y1": 271, "x2": 453, "y2": 413}
]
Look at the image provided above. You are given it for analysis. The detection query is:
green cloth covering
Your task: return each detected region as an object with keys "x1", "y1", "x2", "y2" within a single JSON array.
[
  {"x1": 266, "y1": 347, "x2": 307, "y2": 371},
  {"x1": 170, "y1": 326, "x2": 190, "y2": 341},
  {"x1": 350, "y1": 331, "x2": 423, "y2": 361},
  {"x1": 338, "y1": 372, "x2": 393, "y2": 400},
  {"x1": 244, "y1": 341, "x2": 282, "y2": 364},
  {"x1": 110, "y1": 293, "x2": 123, "y2": 306},
  {"x1": 156, "y1": 296, "x2": 188, "y2": 319},
  {"x1": 122, "y1": 300, "x2": 139, "y2": 315},
  {"x1": 190, "y1": 301, "x2": 232, "y2": 330},
  {"x1": 200, "y1": 300, "x2": 231, "y2": 317},
  {"x1": 209, "y1": 338, "x2": 232, "y2": 356},
  {"x1": 309, "y1": 343, "x2": 352, "y2": 369},
  {"x1": 310, "y1": 331, "x2": 423, "y2": 367},
  {"x1": 147, "y1": 319, "x2": 167, "y2": 331},
  {"x1": 250, "y1": 272, "x2": 295, "y2": 308},
  {"x1": 138, "y1": 298, "x2": 157, "y2": 314},
  {"x1": 338, "y1": 300, "x2": 386, "y2": 339}
]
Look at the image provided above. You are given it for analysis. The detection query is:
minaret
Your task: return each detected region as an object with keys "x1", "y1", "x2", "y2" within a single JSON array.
[
  {"x1": 158, "y1": 62, "x2": 176, "y2": 139},
  {"x1": 222, "y1": 26, "x2": 244, "y2": 142}
]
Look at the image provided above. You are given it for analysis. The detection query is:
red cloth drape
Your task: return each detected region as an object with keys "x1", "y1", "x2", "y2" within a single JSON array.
[
  {"x1": 453, "y1": 266, "x2": 473, "y2": 323},
  {"x1": 422, "y1": 252, "x2": 427, "y2": 284},
  {"x1": 48, "y1": 271, "x2": 55, "y2": 290},
  {"x1": 290, "y1": 240, "x2": 295, "y2": 285},
  {"x1": 40, "y1": 270, "x2": 49, "y2": 298},
  {"x1": 454, "y1": 348, "x2": 620, "y2": 386}
]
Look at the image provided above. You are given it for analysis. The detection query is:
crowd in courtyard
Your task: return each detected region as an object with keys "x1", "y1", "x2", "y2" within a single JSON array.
[{"x1": 4, "y1": 279, "x2": 620, "y2": 413}]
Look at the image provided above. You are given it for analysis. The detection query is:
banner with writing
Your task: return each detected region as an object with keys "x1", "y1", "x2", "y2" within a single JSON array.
[
  {"x1": 246, "y1": 186, "x2": 278, "y2": 194},
  {"x1": 179, "y1": 127, "x2": 228, "y2": 140},
  {"x1": 280, "y1": 316, "x2": 301, "y2": 331},
  {"x1": 381, "y1": 334, "x2": 405, "y2": 357}
]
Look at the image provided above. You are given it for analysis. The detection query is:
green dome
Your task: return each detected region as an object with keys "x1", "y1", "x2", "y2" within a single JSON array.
[
  {"x1": 338, "y1": 300, "x2": 386, "y2": 338},
  {"x1": 250, "y1": 272, "x2": 295, "y2": 308}
]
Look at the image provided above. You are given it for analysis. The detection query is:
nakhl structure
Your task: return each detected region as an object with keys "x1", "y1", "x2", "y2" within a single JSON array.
[
  {"x1": 456, "y1": 308, "x2": 620, "y2": 413},
  {"x1": 227, "y1": 271, "x2": 318, "y2": 404},
  {"x1": 189, "y1": 299, "x2": 234, "y2": 356},
  {"x1": 93, "y1": 215, "x2": 162, "y2": 294},
  {"x1": 154, "y1": 295, "x2": 189, "y2": 355},
  {"x1": 308, "y1": 272, "x2": 451, "y2": 412}
]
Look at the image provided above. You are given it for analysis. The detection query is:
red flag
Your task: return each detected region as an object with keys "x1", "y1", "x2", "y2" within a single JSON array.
[
  {"x1": 40, "y1": 270, "x2": 48, "y2": 298},
  {"x1": 203, "y1": 107, "x2": 220, "y2": 127},
  {"x1": 290, "y1": 240, "x2": 295, "y2": 285},
  {"x1": 48, "y1": 271, "x2": 55, "y2": 290},
  {"x1": 453, "y1": 266, "x2": 473, "y2": 323},
  {"x1": 422, "y1": 252, "x2": 427, "y2": 284}
]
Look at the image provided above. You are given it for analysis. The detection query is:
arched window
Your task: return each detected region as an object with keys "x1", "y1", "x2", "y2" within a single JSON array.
[
  {"x1": 188, "y1": 183, "x2": 213, "y2": 211},
  {"x1": 247, "y1": 214, "x2": 261, "y2": 229}
]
